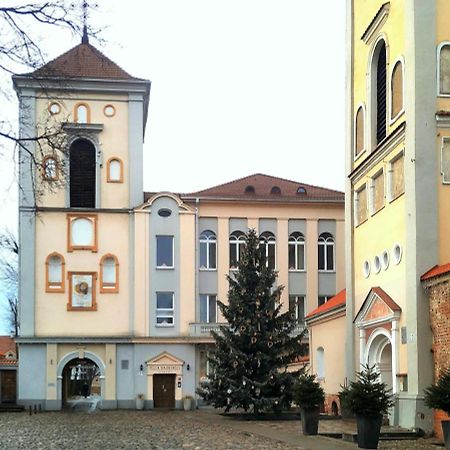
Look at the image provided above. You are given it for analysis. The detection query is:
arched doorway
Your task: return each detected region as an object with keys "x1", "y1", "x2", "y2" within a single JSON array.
[
  {"x1": 61, "y1": 358, "x2": 101, "y2": 406},
  {"x1": 366, "y1": 331, "x2": 393, "y2": 392}
]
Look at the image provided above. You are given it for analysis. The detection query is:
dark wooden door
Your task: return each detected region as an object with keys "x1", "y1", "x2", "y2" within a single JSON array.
[
  {"x1": 153, "y1": 374, "x2": 175, "y2": 408},
  {"x1": 1, "y1": 371, "x2": 16, "y2": 403}
]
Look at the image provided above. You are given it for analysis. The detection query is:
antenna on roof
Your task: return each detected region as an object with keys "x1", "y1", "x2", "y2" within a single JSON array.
[{"x1": 81, "y1": 1, "x2": 89, "y2": 43}]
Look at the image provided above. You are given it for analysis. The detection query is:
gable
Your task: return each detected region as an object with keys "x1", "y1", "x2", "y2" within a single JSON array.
[{"x1": 146, "y1": 351, "x2": 184, "y2": 367}]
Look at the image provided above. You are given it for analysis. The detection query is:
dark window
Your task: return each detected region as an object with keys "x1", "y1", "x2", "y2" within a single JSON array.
[
  {"x1": 199, "y1": 294, "x2": 217, "y2": 323},
  {"x1": 296, "y1": 186, "x2": 307, "y2": 195},
  {"x1": 271, "y1": 186, "x2": 281, "y2": 195},
  {"x1": 318, "y1": 232, "x2": 334, "y2": 271},
  {"x1": 259, "y1": 231, "x2": 276, "y2": 270},
  {"x1": 289, "y1": 295, "x2": 305, "y2": 323},
  {"x1": 199, "y1": 230, "x2": 217, "y2": 269},
  {"x1": 245, "y1": 185, "x2": 255, "y2": 194},
  {"x1": 69, "y1": 139, "x2": 96, "y2": 208},
  {"x1": 158, "y1": 208, "x2": 172, "y2": 217},
  {"x1": 376, "y1": 42, "x2": 387, "y2": 144},
  {"x1": 156, "y1": 236, "x2": 173, "y2": 267},
  {"x1": 229, "y1": 231, "x2": 246, "y2": 268},
  {"x1": 318, "y1": 296, "x2": 329, "y2": 307}
]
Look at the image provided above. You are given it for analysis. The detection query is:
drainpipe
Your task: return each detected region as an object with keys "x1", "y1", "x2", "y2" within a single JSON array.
[{"x1": 195, "y1": 198, "x2": 200, "y2": 322}]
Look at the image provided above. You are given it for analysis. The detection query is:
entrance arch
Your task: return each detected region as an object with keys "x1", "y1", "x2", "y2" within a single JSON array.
[{"x1": 366, "y1": 329, "x2": 393, "y2": 392}]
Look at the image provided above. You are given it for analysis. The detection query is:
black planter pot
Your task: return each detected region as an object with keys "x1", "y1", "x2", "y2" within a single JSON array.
[
  {"x1": 300, "y1": 407, "x2": 320, "y2": 435},
  {"x1": 442, "y1": 420, "x2": 450, "y2": 450},
  {"x1": 356, "y1": 414, "x2": 382, "y2": 449}
]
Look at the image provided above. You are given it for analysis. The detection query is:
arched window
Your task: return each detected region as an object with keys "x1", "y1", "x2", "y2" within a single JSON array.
[
  {"x1": 67, "y1": 214, "x2": 98, "y2": 252},
  {"x1": 229, "y1": 231, "x2": 246, "y2": 269},
  {"x1": 100, "y1": 254, "x2": 119, "y2": 293},
  {"x1": 371, "y1": 40, "x2": 387, "y2": 146},
  {"x1": 107, "y1": 158, "x2": 123, "y2": 183},
  {"x1": 288, "y1": 232, "x2": 305, "y2": 271},
  {"x1": 43, "y1": 156, "x2": 58, "y2": 181},
  {"x1": 75, "y1": 103, "x2": 90, "y2": 124},
  {"x1": 355, "y1": 106, "x2": 365, "y2": 157},
  {"x1": 259, "y1": 231, "x2": 276, "y2": 269},
  {"x1": 69, "y1": 138, "x2": 96, "y2": 208},
  {"x1": 318, "y1": 232, "x2": 334, "y2": 271},
  {"x1": 316, "y1": 347, "x2": 325, "y2": 379},
  {"x1": 199, "y1": 230, "x2": 217, "y2": 270},
  {"x1": 391, "y1": 60, "x2": 403, "y2": 120},
  {"x1": 439, "y1": 43, "x2": 450, "y2": 94},
  {"x1": 45, "y1": 252, "x2": 65, "y2": 292}
]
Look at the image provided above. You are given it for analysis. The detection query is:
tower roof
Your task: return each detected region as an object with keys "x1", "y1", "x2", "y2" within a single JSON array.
[{"x1": 24, "y1": 42, "x2": 143, "y2": 81}]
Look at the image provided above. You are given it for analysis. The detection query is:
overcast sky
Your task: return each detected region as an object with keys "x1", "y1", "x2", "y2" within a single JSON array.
[{"x1": 0, "y1": 1, "x2": 346, "y2": 332}]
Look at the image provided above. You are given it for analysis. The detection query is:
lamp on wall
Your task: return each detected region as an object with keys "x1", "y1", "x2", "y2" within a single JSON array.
[
  {"x1": 186, "y1": 364, "x2": 190, "y2": 371},
  {"x1": 139, "y1": 364, "x2": 144, "y2": 376}
]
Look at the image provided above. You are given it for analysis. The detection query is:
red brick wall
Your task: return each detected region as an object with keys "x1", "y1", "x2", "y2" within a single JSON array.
[
  {"x1": 324, "y1": 393, "x2": 341, "y2": 416},
  {"x1": 427, "y1": 281, "x2": 450, "y2": 440}
]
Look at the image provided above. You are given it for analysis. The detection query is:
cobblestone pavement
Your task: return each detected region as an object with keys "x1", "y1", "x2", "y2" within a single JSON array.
[{"x1": 0, "y1": 409, "x2": 442, "y2": 450}]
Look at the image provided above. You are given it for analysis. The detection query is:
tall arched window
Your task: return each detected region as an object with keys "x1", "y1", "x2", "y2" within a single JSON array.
[
  {"x1": 69, "y1": 138, "x2": 96, "y2": 208},
  {"x1": 199, "y1": 230, "x2": 217, "y2": 270},
  {"x1": 316, "y1": 347, "x2": 325, "y2": 379},
  {"x1": 355, "y1": 106, "x2": 365, "y2": 157},
  {"x1": 391, "y1": 60, "x2": 403, "y2": 120},
  {"x1": 439, "y1": 43, "x2": 450, "y2": 94},
  {"x1": 229, "y1": 231, "x2": 246, "y2": 269},
  {"x1": 371, "y1": 40, "x2": 387, "y2": 146},
  {"x1": 318, "y1": 232, "x2": 334, "y2": 271},
  {"x1": 107, "y1": 158, "x2": 123, "y2": 183},
  {"x1": 100, "y1": 254, "x2": 119, "y2": 293},
  {"x1": 75, "y1": 103, "x2": 90, "y2": 124},
  {"x1": 288, "y1": 232, "x2": 305, "y2": 271},
  {"x1": 259, "y1": 231, "x2": 276, "y2": 269},
  {"x1": 45, "y1": 252, "x2": 65, "y2": 292}
]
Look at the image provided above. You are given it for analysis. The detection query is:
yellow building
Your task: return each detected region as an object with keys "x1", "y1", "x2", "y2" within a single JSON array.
[
  {"x1": 13, "y1": 36, "x2": 345, "y2": 409},
  {"x1": 345, "y1": 0, "x2": 450, "y2": 431}
]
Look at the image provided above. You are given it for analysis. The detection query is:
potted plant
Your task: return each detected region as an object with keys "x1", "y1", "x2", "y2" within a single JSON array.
[
  {"x1": 424, "y1": 367, "x2": 450, "y2": 449},
  {"x1": 183, "y1": 395, "x2": 194, "y2": 411},
  {"x1": 293, "y1": 373, "x2": 325, "y2": 435},
  {"x1": 136, "y1": 393, "x2": 145, "y2": 410},
  {"x1": 340, "y1": 364, "x2": 394, "y2": 449}
]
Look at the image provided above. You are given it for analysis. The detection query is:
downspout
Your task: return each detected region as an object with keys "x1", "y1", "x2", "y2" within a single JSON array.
[{"x1": 195, "y1": 198, "x2": 200, "y2": 318}]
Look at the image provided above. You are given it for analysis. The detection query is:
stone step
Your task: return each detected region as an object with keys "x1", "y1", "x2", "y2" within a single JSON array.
[{"x1": 0, "y1": 404, "x2": 25, "y2": 412}]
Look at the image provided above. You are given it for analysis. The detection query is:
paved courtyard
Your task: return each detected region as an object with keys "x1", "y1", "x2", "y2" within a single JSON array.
[{"x1": 0, "y1": 408, "x2": 441, "y2": 450}]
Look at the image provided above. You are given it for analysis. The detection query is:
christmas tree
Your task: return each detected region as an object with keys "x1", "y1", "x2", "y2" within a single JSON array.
[{"x1": 197, "y1": 228, "x2": 306, "y2": 415}]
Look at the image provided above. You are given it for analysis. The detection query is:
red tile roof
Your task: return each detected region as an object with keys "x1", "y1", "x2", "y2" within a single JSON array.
[
  {"x1": 421, "y1": 263, "x2": 450, "y2": 281},
  {"x1": 305, "y1": 289, "x2": 346, "y2": 319},
  {"x1": 0, "y1": 358, "x2": 17, "y2": 366},
  {"x1": 27, "y1": 43, "x2": 142, "y2": 80},
  {"x1": 370, "y1": 287, "x2": 401, "y2": 312},
  {"x1": 178, "y1": 173, "x2": 344, "y2": 203},
  {"x1": 0, "y1": 336, "x2": 15, "y2": 356}
]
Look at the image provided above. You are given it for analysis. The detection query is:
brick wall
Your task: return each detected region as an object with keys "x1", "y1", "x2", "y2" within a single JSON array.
[
  {"x1": 427, "y1": 280, "x2": 450, "y2": 440},
  {"x1": 324, "y1": 393, "x2": 341, "y2": 416}
]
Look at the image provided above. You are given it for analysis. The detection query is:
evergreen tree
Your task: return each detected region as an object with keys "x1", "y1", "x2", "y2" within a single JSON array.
[{"x1": 197, "y1": 228, "x2": 306, "y2": 415}]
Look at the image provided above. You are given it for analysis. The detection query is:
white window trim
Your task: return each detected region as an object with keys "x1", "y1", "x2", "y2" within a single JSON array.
[
  {"x1": 318, "y1": 234, "x2": 335, "y2": 272},
  {"x1": 259, "y1": 233, "x2": 277, "y2": 270},
  {"x1": 354, "y1": 102, "x2": 367, "y2": 161},
  {"x1": 370, "y1": 168, "x2": 386, "y2": 216},
  {"x1": 229, "y1": 232, "x2": 246, "y2": 269},
  {"x1": 156, "y1": 235, "x2": 174, "y2": 269},
  {"x1": 355, "y1": 183, "x2": 368, "y2": 226},
  {"x1": 199, "y1": 294, "x2": 218, "y2": 323},
  {"x1": 387, "y1": 149, "x2": 405, "y2": 201},
  {"x1": 156, "y1": 292, "x2": 174, "y2": 327},
  {"x1": 289, "y1": 295, "x2": 305, "y2": 323},
  {"x1": 288, "y1": 234, "x2": 306, "y2": 272},
  {"x1": 389, "y1": 56, "x2": 405, "y2": 124},
  {"x1": 437, "y1": 42, "x2": 450, "y2": 97},
  {"x1": 199, "y1": 231, "x2": 217, "y2": 271}
]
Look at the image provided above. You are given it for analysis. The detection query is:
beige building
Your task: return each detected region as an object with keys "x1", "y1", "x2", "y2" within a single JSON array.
[{"x1": 14, "y1": 36, "x2": 345, "y2": 409}]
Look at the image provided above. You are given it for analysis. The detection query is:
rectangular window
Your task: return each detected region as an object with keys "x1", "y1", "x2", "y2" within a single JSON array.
[
  {"x1": 372, "y1": 171, "x2": 385, "y2": 213},
  {"x1": 318, "y1": 296, "x2": 330, "y2": 307},
  {"x1": 440, "y1": 44, "x2": 450, "y2": 94},
  {"x1": 199, "y1": 294, "x2": 217, "y2": 323},
  {"x1": 156, "y1": 292, "x2": 174, "y2": 326},
  {"x1": 289, "y1": 295, "x2": 305, "y2": 324},
  {"x1": 267, "y1": 243, "x2": 276, "y2": 270},
  {"x1": 356, "y1": 185, "x2": 367, "y2": 225},
  {"x1": 156, "y1": 236, "x2": 174, "y2": 268},
  {"x1": 199, "y1": 350, "x2": 211, "y2": 380},
  {"x1": 390, "y1": 153, "x2": 405, "y2": 199}
]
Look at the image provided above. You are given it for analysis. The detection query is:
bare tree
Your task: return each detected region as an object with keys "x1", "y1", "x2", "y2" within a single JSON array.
[
  {"x1": 1, "y1": 2, "x2": 103, "y2": 203},
  {"x1": 0, "y1": 229, "x2": 19, "y2": 336}
]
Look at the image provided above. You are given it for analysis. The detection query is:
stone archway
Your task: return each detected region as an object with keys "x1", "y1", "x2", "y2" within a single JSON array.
[{"x1": 366, "y1": 330, "x2": 393, "y2": 392}]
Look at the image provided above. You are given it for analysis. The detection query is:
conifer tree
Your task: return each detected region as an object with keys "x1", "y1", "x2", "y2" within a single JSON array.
[{"x1": 197, "y1": 228, "x2": 306, "y2": 415}]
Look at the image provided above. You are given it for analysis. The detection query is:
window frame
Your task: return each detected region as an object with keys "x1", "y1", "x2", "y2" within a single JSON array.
[
  {"x1": 199, "y1": 230, "x2": 217, "y2": 271},
  {"x1": 438, "y1": 42, "x2": 450, "y2": 97},
  {"x1": 229, "y1": 230, "x2": 246, "y2": 269},
  {"x1": 259, "y1": 231, "x2": 276, "y2": 270},
  {"x1": 42, "y1": 155, "x2": 59, "y2": 181},
  {"x1": 67, "y1": 271, "x2": 97, "y2": 312},
  {"x1": 354, "y1": 103, "x2": 366, "y2": 160},
  {"x1": 45, "y1": 252, "x2": 65, "y2": 293},
  {"x1": 289, "y1": 295, "x2": 305, "y2": 324},
  {"x1": 388, "y1": 150, "x2": 405, "y2": 201},
  {"x1": 67, "y1": 214, "x2": 98, "y2": 252},
  {"x1": 318, "y1": 296, "x2": 330, "y2": 307},
  {"x1": 318, "y1": 233, "x2": 335, "y2": 272},
  {"x1": 99, "y1": 254, "x2": 119, "y2": 293},
  {"x1": 199, "y1": 294, "x2": 218, "y2": 323},
  {"x1": 156, "y1": 235, "x2": 174, "y2": 269},
  {"x1": 370, "y1": 168, "x2": 385, "y2": 215},
  {"x1": 288, "y1": 232, "x2": 306, "y2": 272},
  {"x1": 389, "y1": 57, "x2": 405, "y2": 124},
  {"x1": 156, "y1": 291, "x2": 174, "y2": 327},
  {"x1": 355, "y1": 183, "x2": 368, "y2": 226},
  {"x1": 74, "y1": 102, "x2": 91, "y2": 124},
  {"x1": 106, "y1": 157, "x2": 124, "y2": 183}
]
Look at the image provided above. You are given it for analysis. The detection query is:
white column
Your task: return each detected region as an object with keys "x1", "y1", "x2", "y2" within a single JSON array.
[
  {"x1": 391, "y1": 320, "x2": 399, "y2": 394},
  {"x1": 359, "y1": 328, "x2": 366, "y2": 370}
]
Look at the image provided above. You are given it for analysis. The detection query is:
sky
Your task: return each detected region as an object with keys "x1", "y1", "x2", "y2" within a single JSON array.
[{"x1": 0, "y1": 0, "x2": 346, "y2": 332}]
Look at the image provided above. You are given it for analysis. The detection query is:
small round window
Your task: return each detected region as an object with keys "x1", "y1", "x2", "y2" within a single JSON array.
[
  {"x1": 392, "y1": 243, "x2": 403, "y2": 265},
  {"x1": 363, "y1": 260, "x2": 371, "y2": 278},
  {"x1": 49, "y1": 102, "x2": 61, "y2": 115},
  {"x1": 104, "y1": 105, "x2": 116, "y2": 117},
  {"x1": 373, "y1": 255, "x2": 381, "y2": 274},
  {"x1": 381, "y1": 250, "x2": 389, "y2": 270},
  {"x1": 158, "y1": 208, "x2": 172, "y2": 217}
]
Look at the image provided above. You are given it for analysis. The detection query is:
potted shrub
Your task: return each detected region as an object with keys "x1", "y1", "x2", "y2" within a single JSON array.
[
  {"x1": 340, "y1": 364, "x2": 394, "y2": 449},
  {"x1": 183, "y1": 395, "x2": 194, "y2": 411},
  {"x1": 293, "y1": 373, "x2": 325, "y2": 435},
  {"x1": 424, "y1": 367, "x2": 450, "y2": 450},
  {"x1": 136, "y1": 393, "x2": 145, "y2": 410}
]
